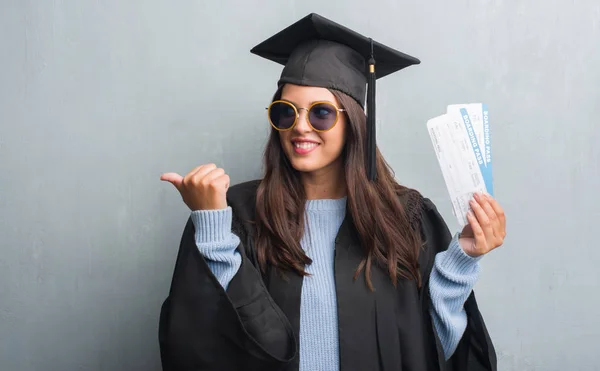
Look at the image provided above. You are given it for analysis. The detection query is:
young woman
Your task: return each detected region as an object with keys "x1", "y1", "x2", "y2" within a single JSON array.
[{"x1": 158, "y1": 13, "x2": 505, "y2": 371}]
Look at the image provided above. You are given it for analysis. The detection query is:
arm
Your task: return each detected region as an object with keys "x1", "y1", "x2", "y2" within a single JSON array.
[
  {"x1": 159, "y1": 169, "x2": 296, "y2": 370},
  {"x1": 419, "y1": 197, "x2": 498, "y2": 371},
  {"x1": 429, "y1": 232, "x2": 482, "y2": 360},
  {"x1": 159, "y1": 210, "x2": 295, "y2": 371},
  {"x1": 190, "y1": 207, "x2": 241, "y2": 290}
]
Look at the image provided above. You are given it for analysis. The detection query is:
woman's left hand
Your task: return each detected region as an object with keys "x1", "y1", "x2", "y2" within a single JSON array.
[{"x1": 459, "y1": 192, "x2": 506, "y2": 258}]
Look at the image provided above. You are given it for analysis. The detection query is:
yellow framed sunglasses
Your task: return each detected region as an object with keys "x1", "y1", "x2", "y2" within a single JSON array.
[{"x1": 266, "y1": 100, "x2": 346, "y2": 132}]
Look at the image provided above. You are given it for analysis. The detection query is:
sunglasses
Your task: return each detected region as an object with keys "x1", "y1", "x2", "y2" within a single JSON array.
[{"x1": 266, "y1": 100, "x2": 346, "y2": 132}]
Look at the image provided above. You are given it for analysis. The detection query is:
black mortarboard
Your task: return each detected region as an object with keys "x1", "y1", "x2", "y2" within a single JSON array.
[{"x1": 251, "y1": 13, "x2": 420, "y2": 180}]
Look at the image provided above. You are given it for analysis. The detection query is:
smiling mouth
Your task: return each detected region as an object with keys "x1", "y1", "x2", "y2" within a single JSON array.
[
  {"x1": 293, "y1": 142, "x2": 319, "y2": 150},
  {"x1": 291, "y1": 141, "x2": 320, "y2": 155}
]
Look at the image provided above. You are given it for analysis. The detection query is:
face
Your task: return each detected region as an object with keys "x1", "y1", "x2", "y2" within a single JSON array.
[{"x1": 275, "y1": 84, "x2": 347, "y2": 176}]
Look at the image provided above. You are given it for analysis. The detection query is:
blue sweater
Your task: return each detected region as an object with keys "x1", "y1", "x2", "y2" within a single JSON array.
[{"x1": 191, "y1": 198, "x2": 480, "y2": 369}]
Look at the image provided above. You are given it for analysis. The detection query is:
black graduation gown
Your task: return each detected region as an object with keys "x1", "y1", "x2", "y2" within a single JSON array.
[{"x1": 158, "y1": 180, "x2": 497, "y2": 371}]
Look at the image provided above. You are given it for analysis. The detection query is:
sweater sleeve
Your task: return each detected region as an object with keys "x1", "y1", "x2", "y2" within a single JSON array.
[
  {"x1": 190, "y1": 207, "x2": 242, "y2": 290},
  {"x1": 429, "y1": 232, "x2": 482, "y2": 360}
]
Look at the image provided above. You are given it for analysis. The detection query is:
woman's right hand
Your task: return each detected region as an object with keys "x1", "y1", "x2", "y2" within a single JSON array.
[{"x1": 160, "y1": 164, "x2": 230, "y2": 211}]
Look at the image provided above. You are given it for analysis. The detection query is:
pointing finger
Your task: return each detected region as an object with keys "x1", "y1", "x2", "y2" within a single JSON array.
[{"x1": 160, "y1": 172, "x2": 184, "y2": 190}]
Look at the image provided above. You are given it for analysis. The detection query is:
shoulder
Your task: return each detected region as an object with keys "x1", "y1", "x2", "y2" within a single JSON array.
[
  {"x1": 396, "y1": 187, "x2": 453, "y2": 279},
  {"x1": 394, "y1": 185, "x2": 440, "y2": 214},
  {"x1": 227, "y1": 179, "x2": 262, "y2": 205},
  {"x1": 395, "y1": 186, "x2": 452, "y2": 248},
  {"x1": 394, "y1": 186, "x2": 438, "y2": 231},
  {"x1": 226, "y1": 179, "x2": 262, "y2": 227}
]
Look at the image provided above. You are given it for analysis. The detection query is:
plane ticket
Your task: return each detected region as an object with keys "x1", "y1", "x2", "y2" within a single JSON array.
[{"x1": 427, "y1": 104, "x2": 493, "y2": 227}]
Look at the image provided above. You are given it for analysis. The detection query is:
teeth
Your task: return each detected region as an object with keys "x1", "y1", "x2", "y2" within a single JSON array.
[{"x1": 294, "y1": 142, "x2": 318, "y2": 150}]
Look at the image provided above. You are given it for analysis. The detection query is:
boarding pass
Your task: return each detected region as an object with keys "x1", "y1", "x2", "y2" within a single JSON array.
[{"x1": 427, "y1": 104, "x2": 493, "y2": 227}]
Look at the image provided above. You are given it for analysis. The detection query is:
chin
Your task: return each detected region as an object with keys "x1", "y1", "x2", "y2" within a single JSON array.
[{"x1": 289, "y1": 158, "x2": 322, "y2": 173}]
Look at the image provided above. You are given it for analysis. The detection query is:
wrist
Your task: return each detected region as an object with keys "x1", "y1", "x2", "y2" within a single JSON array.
[
  {"x1": 191, "y1": 207, "x2": 233, "y2": 243},
  {"x1": 455, "y1": 233, "x2": 484, "y2": 262}
]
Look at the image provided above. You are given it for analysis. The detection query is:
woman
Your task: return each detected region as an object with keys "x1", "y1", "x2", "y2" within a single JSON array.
[{"x1": 158, "y1": 13, "x2": 505, "y2": 371}]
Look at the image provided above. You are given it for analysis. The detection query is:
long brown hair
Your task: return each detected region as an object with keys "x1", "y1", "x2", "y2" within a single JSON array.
[{"x1": 255, "y1": 87, "x2": 423, "y2": 289}]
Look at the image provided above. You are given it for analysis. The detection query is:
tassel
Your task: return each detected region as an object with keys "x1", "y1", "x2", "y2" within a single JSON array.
[{"x1": 366, "y1": 38, "x2": 377, "y2": 181}]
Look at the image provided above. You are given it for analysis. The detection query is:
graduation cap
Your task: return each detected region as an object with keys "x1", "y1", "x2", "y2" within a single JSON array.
[{"x1": 251, "y1": 13, "x2": 420, "y2": 181}]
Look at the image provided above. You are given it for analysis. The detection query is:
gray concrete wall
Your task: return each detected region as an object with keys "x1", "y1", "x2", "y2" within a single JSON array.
[{"x1": 1, "y1": 1, "x2": 598, "y2": 370}]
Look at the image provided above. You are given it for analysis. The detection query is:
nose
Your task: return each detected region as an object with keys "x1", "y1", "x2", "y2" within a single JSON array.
[{"x1": 293, "y1": 108, "x2": 312, "y2": 133}]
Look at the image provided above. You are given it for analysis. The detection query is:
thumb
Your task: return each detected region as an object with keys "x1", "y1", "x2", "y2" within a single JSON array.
[{"x1": 160, "y1": 172, "x2": 184, "y2": 190}]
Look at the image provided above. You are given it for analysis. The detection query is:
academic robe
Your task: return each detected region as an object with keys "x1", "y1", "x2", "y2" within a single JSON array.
[{"x1": 158, "y1": 180, "x2": 497, "y2": 371}]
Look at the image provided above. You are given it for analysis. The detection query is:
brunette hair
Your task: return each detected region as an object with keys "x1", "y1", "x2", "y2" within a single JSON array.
[{"x1": 255, "y1": 87, "x2": 423, "y2": 289}]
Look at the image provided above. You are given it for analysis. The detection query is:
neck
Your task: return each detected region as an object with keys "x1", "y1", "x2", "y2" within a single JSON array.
[{"x1": 300, "y1": 160, "x2": 346, "y2": 200}]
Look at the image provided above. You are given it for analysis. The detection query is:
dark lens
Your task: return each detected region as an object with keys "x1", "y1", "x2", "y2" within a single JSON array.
[
  {"x1": 269, "y1": 102, "x2": 296, "y2": 129},
  {"x1": 309, "y1": 103, "x2": 337, "y2": 131}
]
